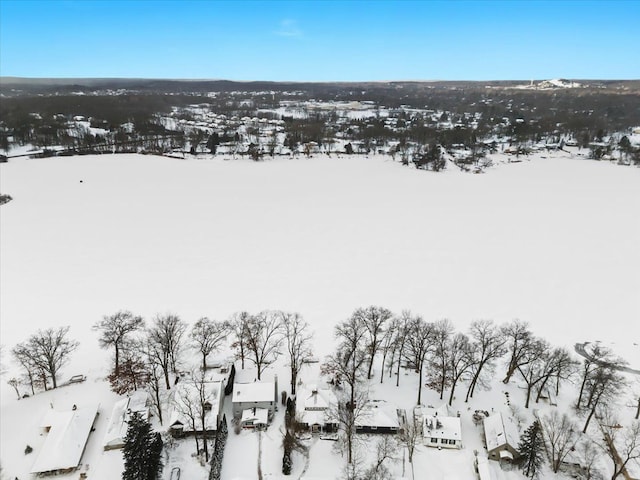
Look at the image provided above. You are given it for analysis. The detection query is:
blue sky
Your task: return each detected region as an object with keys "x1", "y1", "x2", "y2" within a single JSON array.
[{"x1": 0, "y1": 0, "x2": 638, "y2": 81}]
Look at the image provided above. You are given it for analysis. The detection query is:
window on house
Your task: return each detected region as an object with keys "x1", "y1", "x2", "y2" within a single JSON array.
[{"x1": 431, "y1": 438, "x2": 438, "y2": 443}]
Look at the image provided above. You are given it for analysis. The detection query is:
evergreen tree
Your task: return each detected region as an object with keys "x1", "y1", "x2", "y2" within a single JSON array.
[
  {"x1": 123, "y1": 412, "x2": 164, "y2": 480},
  {"x1": 209, "y1": 415, "x2": 228, "y2": 480},
  {"x1": 518, "y1": 420, "x2": 545, "y2": 479}
]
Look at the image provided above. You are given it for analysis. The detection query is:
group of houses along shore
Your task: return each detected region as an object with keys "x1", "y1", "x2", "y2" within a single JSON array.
[{"x1": 27, "y1": 361, "x2": 522, "y2": 478}]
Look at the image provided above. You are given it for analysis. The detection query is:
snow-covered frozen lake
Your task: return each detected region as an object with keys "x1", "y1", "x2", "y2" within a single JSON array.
[{"x1": 1, "y1": 152, "x2": 639, "y2": 377}]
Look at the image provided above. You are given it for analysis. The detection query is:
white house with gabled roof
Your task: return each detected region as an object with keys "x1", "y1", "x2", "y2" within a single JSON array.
[
  {"x1": 422, "y1": 404, "x2": 462, "y2": 449},
  {"x1": 295, "y1": 384, "x2": 338, "y2": 433},
  {"x1": 232, "y1": 380, "x2": 277, "y2": 421}
]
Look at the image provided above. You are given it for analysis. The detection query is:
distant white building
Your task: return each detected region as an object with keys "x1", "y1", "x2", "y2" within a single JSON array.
[
  {"x1": 483, "y1": 413, "x2": 520, "y2": 463},
  {"x1": 103, "y1": 391, "x2": 150, "y2": 450},
  {"x1": 422, "y1": 405, "x2": 462, "y2": 449},
  {"x1": 232, "y1": 381, "x2": 277, "y2": 421},
  {"x1": 295, "y1": 384, "x2": 338, "y2": 433},
  {"x1": 169, "y1": 380, "x2": 225, "y2": 437},
  {"x1": 31, "y1": 405, "x2": 99, "y2": 475}
]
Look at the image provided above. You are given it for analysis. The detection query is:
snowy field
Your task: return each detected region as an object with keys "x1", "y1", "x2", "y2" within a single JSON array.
[{"x1": 1, "y1": 151, "x2": 639, "y2": 479}]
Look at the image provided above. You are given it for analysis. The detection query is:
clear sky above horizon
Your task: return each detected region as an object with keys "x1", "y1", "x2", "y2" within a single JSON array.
[{"x1": 1, "y1": 0, "x2": 638, "y2": 81}]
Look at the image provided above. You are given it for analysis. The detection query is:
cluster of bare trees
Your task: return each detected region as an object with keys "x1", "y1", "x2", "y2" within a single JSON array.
[
  {"x1": 320, "y1": 308, "x2": 508, "y2": 467},
  {"x1": 317, "y1": 307, "x2": 638, "y2": 476},
  {"x1": 229, "y1": 310, "x2": 313, "y2": 394},
  {"x1": 518, "y1": 408, "x2": 640, "y2": 480},
  {"x1": 575, "y1": 345, "x2": 630, "y2": 435},
  {"x1": 5, "y1": 305, "x2": 638, "y2": 480},
  {"x1": 11, "y1": 326, "x2": 79, "y2": 394}
]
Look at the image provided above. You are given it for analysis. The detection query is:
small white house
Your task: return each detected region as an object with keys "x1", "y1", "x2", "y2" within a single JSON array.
[
  {"x1": 103, "y1": 391, "x2": 150, "y2": 450},
  {"x1": 483, "y1": 413, "x2": 520, "y2": 463},
  {"x1": 422, "y1": 405, "x2": 462, "y2": 449},
  {"x1": 232, "y1": 381, "x2": 277, "y2": 422},
  {"x1": 295, "y1": 384, "x2": 338, "y2": 433}
]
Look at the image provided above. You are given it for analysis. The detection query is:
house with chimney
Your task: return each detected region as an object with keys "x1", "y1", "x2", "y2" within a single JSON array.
[
  {"x1": 295, "y1": 384, "x2": 338, "y2": 433},
  {"x1": 421, "y1": 404, "x2": 462, "y2": 449}
]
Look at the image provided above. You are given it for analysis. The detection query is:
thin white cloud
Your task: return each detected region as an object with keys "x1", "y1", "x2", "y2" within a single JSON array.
[{"x1": 274, "y1": 19, "x2": 302, "y2": 37}]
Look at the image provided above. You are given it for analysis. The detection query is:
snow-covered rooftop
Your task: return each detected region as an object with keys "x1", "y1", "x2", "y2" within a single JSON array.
[
  {"x1": 357, "y1": 400, "x2": 400, "y2": 429},
  {"x1": 103, "y1": 391, "x2": 149, "y2": 449},
  {"x1": 423, "y1": 413, "x2": 462, "y2": 441},
  {"x1": 240, "y1": 407, "x2": 268, "y2": 425},
  {"x1": 31, "y1": 405, "x2": 98, "y2": 474},
  {"x1": 483, "y1": 413, "x2": 519, "y2": 451},
  {"x1": 232, "y1": 381, "x2": 275, "y2": 404},
  {"x1": 475, "y1": 455, "x2": 492, "y2": 480},
  {"x1": 295, "y1": 385, "x2": 337, "y2": 426}
]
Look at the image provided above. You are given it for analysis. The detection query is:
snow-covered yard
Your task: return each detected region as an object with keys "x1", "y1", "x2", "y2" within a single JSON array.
[{"x1": 1, "y1": 151, "x2": 639, "y2": 479}]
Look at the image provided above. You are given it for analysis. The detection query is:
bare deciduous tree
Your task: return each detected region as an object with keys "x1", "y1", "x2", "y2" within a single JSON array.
[
  {"x1": 322, "y1": 314, "x2": 370, "y2": 465},
  {"x1": 229, "y1": 311, "x2": 251, "y2": 369},
  {"x1": 539, "y1": 411, "x2": 579, "y2": 473},
  {"x1": 15, "y1": 326, "x2": 79, "y2": 389},
  {"x1": 582, "y1": 365, "x2": 625, "y2": 433},
  {"x1": 392, "y1": 312, "x2": 411, "y2": 387},
  {"x1": 516, "y1": 339, "x2": 556, "y2": 408},
  {"x1": 599, "y1": 413, "x2": 640, "y2": 480},
  {"x1": 279, "y1": 311, "x2": 313, "y2": 395},
  {"x1": 363, "y1": 435, "x2": 398, "y2": 480},
  {"x1": 447, "y1": 332, "x2": 475, "y2": 406},
  {"x1": 378, "y1": 317, "x2": 398, "y2": 384},
  {"x1": 147, "y1": 314, "x2": 186, "y2": 389},
  {"x1": 429, "y1": 319, "x2": 454, "y2": 400},
  {"x1": 144, "y1": 350, "x2": 164, "y2": 426},
  {"x1": 502, "y1": 320, "x2": 535, "y2": 384},
  {"x1": 93, "y1": 310, "x2": 144, "y2": 376},
  {"x1": 11, "y1": 343, "x2": 40, "y2": 395},
  {"x1": 399, "y1": 412, "x2": 422, "y2": 466},
  {"x1": 245, "y1": 310, "x2": 284, "y2": 380},
  {"x1": 174, "y1": 381, "x2": 202, "y2": 456},
  {"x1": 534, "y1": 347, "x2": 577, "y2": 404},
  {"x1": 465, "y1": 320, "x2": 506, "y2": 401},
  {"x1": 404, "y1": 314, "x2": 434, "y2": 405},
  {"x1": 190, "y1": 317, "x2": 228, "y2": 371},
  {"x1": 322, "y1": 314, "x2": 368, "y2": 413},
  {"x1": 330, "y1": 388, "x2": 369, "y2": 467},
  {"x1": 576, "y1": 344, "x2": 618, "y2": 410},
  {"x1": 575, "y1": 437, "x2": 601, "y2": 480},
  {"x1": 354, "y1": 306, "x2": 392, "y2": 380}
]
